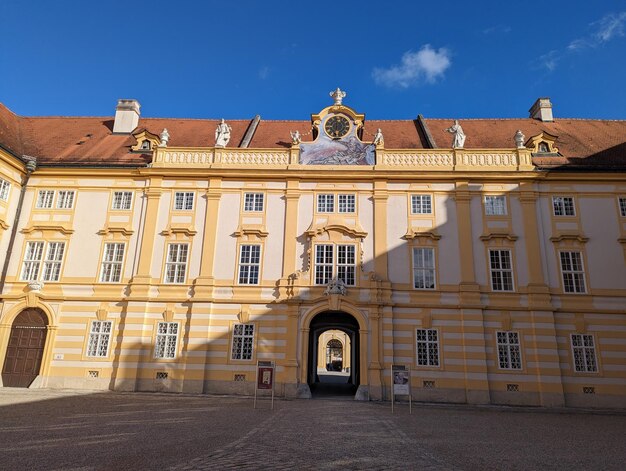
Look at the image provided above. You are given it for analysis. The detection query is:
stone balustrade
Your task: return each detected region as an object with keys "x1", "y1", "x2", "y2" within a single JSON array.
[{"x1": 152, "y1": 147, "x2": 534, "y2": 171}]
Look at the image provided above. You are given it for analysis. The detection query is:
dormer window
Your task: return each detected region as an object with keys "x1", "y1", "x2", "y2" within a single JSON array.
[
  {"x1": 538, "y1": 142, "x2": 549, "y2": 153},
  {"x1": 527, "y1": 133, "x2": 559, "y2": 155},
  {"x1": 141, "y1": 140, "x2": 151, "y2": 150}
]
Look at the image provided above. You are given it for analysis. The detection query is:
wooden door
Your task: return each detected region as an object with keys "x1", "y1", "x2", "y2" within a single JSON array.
[{"x1": 2, "y1": 309, "x2": 48, "y2": 388}]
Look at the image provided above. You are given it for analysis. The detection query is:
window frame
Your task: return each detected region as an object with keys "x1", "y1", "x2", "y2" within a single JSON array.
[
  {"x1": 337, "y1": 194, "x2": 356, "y2": 213},
  {"x1": 484, "y1": 195, "x2": 507, "y2": 216},
  {"x1": 410, "y1": 194, "x2": 433, "y2": 215},
  {"x1": 316, "y1": 193, "x2": 335, "y2": 213},
  {"x1": 488, "y1": 249, "x2": 515, "y2": 292},
  {"x1": 559, "y1": 250, "x2": 587, "y2": 294},
  {"x1": 0, "y1": 178, "x2": 11, "y2": 201},
  {"x1": 36, "y1": 190, "x2": 55, "y2": 209},
  {"x1": 163, "y1": 243, "x2": 189, "y2": 284},
  {"x1": 570, "y1": 334, "x2": 598, "y2": 373},
  {"x1": 20, "y1": 240, "x2": 66, "y2": 282},
  {"x1": 111, "y1": 191, "x2": 133, "y2": 211},
  {"x1": 231, "y1": 323, "x2": 255, "y2": 361},
  {"x1": 237, "y1": 244, "x2": 262, "y2": 285},
  {"x1": 412, "y1": 247, "x2": 436, "y2": 290},
  {"x1": 85, "y1": 320, "x2": 113, "y2": 358},
  {"x1": 496, "y1": 331, "x2": 522, "y2": 370},
  {"x1": 56, "y1": 190, "x2": 76, "y2": 209},
  {"x1": 552, "y1": 196, "x2": 576, "y2": 217},
  {"x1": 313, "y1": 243, "x2": 356, "y2": 286},
  {"x1": 154, "y1": 321, "x2": 180, "y2": 359},
  {"x1": 99, "y1": 242, "x2": 126, "y2": 283},
  {"x1": 416, "y1": 328, "x2": 440, "y2": 367},
  {"x1": 173, "y1": 191, "x2": 195, "y2": 211},
  {"x1": 243, "y1": 192, "x2": 265, "y2": 212},
  {"x1": 618, "y1": 197, "x2": 626, "y2": 217}
]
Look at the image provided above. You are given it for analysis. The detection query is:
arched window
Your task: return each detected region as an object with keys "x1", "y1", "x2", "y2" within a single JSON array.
[
  {"x1": 141, "y1": 140, "x2": 151, "y2": 150},
  {"x1": 538, "y1": 141, "x2": 549, "y2": 153}
]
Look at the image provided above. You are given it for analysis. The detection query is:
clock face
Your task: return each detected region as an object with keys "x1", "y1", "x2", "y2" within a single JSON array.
[{"x1": 324, "y1": 115, "x2": 351, "y2": 139}]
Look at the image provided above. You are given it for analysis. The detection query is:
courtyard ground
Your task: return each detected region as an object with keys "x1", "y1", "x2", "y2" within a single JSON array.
[{"x1": 0, "y1": 388, "x2": 624, "y2": 470}]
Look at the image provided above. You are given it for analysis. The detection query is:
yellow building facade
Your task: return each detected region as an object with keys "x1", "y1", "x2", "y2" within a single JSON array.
[{"x1": 0, "y1": 93, "x2": 625, "y2": 407}]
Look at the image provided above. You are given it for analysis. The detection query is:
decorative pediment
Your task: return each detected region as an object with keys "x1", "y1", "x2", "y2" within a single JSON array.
[
  {"x1": 97, "y1": 225, "x2": 134, "y2": 236},
  {"x1": 160, "y1": 225, "x2": 197, "y2": 237},
  {"x1": 233, "y1": 225, "x2": 269, "y2": 238},
  {"x1": 403, "y1": 230, "x2": 441, "y2": 241},
  {"x1": 21, "y1": 223, "x2": 74, "y2": 235},
  {"x1": 480, "y1": 232, "x2": 518, "y2": 242},
  {"x1": 550, "y1": 233, "x2": 589, "y2": 244},
  {"x1": 299, "y1": 88, "x2": 375, "y2": 166},
  {"x1": 305, "y1": 220, "x2": 367, "y2": 239},
  {"x1": 131, "y1": 129, "x2": 160, "y2": 152},
  {"x1": 526, "y1": 132, "x2": 559, "y2": 154}
]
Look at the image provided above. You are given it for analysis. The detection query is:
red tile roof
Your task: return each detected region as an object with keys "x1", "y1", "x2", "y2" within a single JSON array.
[{"x1": 1, "y1": 103, "x2": 625, "y2": 169}]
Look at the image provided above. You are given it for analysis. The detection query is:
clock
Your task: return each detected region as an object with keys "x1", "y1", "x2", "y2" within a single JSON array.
[{"x1": 324, "y1": 115, "x2": 350, "y2": 139}]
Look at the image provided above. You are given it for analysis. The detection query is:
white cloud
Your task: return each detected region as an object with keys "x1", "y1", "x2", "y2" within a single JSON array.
[
  {"x1": 258, "y1": 66, "x2": 270, "y2": 80},
  {"x1": 539, "y1": 50, "x2": 559, "y2": 71},
  {"x1": 372, "y1": 45, "x2": 451, "y2": 88},
  {"x1": 482, "y1": 25, "x2": 511, "y2": 35},
  {"x1": 541, "y1": 11, "x2": 626, "y2": 71},
  {"x1": 592, "y1": 11, "x2": 626, "y2": 42}
]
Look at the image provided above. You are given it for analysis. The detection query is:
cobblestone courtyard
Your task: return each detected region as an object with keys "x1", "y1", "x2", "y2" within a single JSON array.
[{"x1": 0, "y1": 388, "x2": 624, "y2": 470}]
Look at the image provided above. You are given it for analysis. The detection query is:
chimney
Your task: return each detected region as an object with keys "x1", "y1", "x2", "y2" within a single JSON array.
[
  {"x1": 113, "y1": 99, "x2": 140, "y2": 133},
  {"x1": 529, "y1": 97, "x2": 553, "y2": 122}
]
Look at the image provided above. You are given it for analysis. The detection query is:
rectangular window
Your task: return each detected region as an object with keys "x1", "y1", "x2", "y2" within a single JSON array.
[
  {"x1": 416, "y1": 329, "x2": 439, "y2": 366},
  {"x1": 42, "y1": 242, "x2": 65, "y2": 281},
  {"x1": 560, "y1": 251, "x2": 586, "y2": 293},
  {"x1": 231, "y1": 324, "x2": 255, "y2": 360},
  {"x1": 174, "y1": 191, "x2": 194, "y2": 211},
  {"x1": 243, "y1": 193, "x2": 264, "y2": 212},
  {"x1": 496, "y1": 331, "x2": 522, "y2": 369},
  {"x1": 317, "y1": 194, "x2": 334, "y2": 213},
  {"x1": 164, "y1": 243, "x2": 188, "y2": 283},
  {"x1": 336, "y1": 245, "x2": 356, "y2": 286},
  {"x1": 56, "y1": 190, "x2": 75, "y2": 209},
  {"x1": 0, "y1": 178, "x2": 10, "y2": 201},
  {"x1": 552, "y1": 196, "x2": 575, "y2": 216},
  {"x1": 21, "y1": 241, "x2": 45, "y2": 281},
  {"x1": 489, "y1": 249, "x2": 514, "y2": 291},
  {"x1": 411, "y1": 194, "x2": 432, "y2": 214},
  {"x1": 100, "y1": 243, "x2": 125, "y2": 283},
  {"x1": 238, "y1": 245, "x2": 261, "y2": 285},
  {"x1": 86, "y1": 320, "x2": 112, "y2": 357},
  {"x1": 413, "y1": 247, "x2": 436, "y2": 289},
  {"x1": 112, "y1": 191, "x2": 133, "y2": 210},
  {"x1": 36, "y1": 190, "x2": 54, "y2": 209},
  {"x1": 484, "y1": 195, "x2": 507, "y2": 216},
  {"x1": 571, "y1": 334, "x2": 597, "y2": 372},
  {"x1": 619, "y1": 197, "x2": 626, "y2": 217},
  {"x1": 314, "y1": 244, "x2": 356, "y2": 286},
  {"x1": 315, "y1": 244, "x2": 334, "y2": 285},
  {"x1": 154, "y1": 322, "x2": 179, "y2": 359},
  {"x1": 338, "y1": 194, "x2": 356, "y2": 213}
]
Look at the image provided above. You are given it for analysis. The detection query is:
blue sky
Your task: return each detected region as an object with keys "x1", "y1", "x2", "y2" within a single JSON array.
[{"x1": 2, "y1": 1, "x2": 626, "y2": 120}]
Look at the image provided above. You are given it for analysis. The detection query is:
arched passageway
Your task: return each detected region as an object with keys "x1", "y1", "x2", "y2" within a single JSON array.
[
  {"x1": 307, "y1": 311, "x2": 359, "y2": 397},
  {"x1": 2, "y1": 308, "x2": 49, "y2": 387}
]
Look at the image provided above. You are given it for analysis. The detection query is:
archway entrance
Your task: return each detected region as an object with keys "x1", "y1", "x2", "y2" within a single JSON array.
[
  {"x1": 2, "y1": 308, "x2": 48, "y2": 387},
  {"x1": 308, "y1": 311, "x2": 359, "y2": 397}
]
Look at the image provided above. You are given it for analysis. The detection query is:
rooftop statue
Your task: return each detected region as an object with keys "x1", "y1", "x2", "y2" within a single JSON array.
[
  {"x1": 290, "y1": 130, "x2": 302, "y2": 145},
  {"x1": 514, "y1": 130, "x2": 525, "y2": 148},
  {"x1": 373, "y1": 128, "x2": 384, "y2": 146},
  {"x1": 215, "y1": 119, "x2": 232, "y2": 147},
  {"x1": 445, "y1": 120, "x2": 466, "y2": 149},
  {"x1": 159, "y1": 128, "x2": 170, "y2": 147}
]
